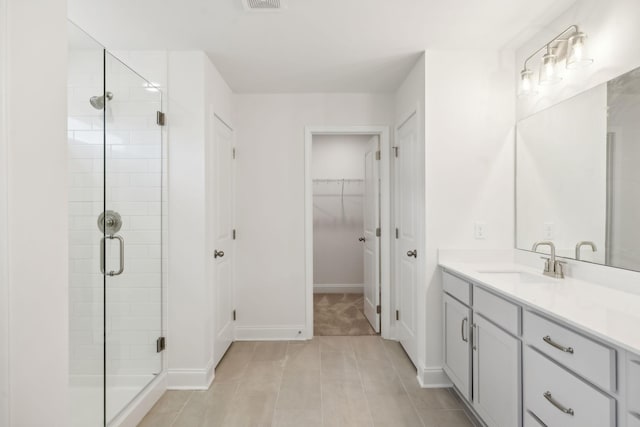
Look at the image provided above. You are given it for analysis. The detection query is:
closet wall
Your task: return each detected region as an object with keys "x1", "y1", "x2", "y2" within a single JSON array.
[{"x1": 312, "y1": 135, "x2": 370, "y2": 292}]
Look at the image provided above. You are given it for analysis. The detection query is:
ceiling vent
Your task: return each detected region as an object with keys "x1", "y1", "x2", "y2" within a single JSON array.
[{"x1": 242, "y1": 0, "x2": 285, "y2": 11}]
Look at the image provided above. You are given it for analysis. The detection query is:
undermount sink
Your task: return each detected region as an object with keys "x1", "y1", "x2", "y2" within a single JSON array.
[
  {"x1": 475, "y1": 269, "x2": 523, "y2": 274},
  {"x1": 476, "y1": 270, "x2": 558, "y2": 283}
]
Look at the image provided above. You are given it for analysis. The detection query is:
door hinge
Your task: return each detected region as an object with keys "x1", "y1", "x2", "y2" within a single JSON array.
[
  {"x1": 233, "y1": 309, "x2": 237, "y2": 321},
  {"x1": 395, "y1": 228, "x2": 399, "y2": 239},
  {"x1": 376, "y1": 227, "x2": 381, "y2": 237},
  {"x1": 232, "y1": 148, "x2": 236, "y2": 159},
  {"x1": 396, "y1": 310, "x2": 400, "y2": 321},
  {"x1": 156, "y1": 111, "x2": 166, "y2": 126},
  {"x1": 375, "y1": 150, "x2": 381, "y2": 160},
  {"x1": 376, "y1": 305, "x2": 381, "y2": 314},
  {"x1": 232, "y1": 229, "x2": 236, "y2": 240},
  {"x1": 393, "y1": 146, "x2": 399, "y2": 158},
  {"x1": 156, "y1": 336, "x2": 166, "y2": 353}
]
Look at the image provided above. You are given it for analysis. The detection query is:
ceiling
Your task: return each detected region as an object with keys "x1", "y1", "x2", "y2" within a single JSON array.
[{"x1": 68, "y1": 0, "x2": 577, "y2": 93}]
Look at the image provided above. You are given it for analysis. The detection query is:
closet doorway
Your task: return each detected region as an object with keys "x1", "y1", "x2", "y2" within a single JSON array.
[{"x1": 304, "y1": 127, "x2": 391, "y2": 339}]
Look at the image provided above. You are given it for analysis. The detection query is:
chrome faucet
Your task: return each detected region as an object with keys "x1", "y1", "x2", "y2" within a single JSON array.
[
  {"x1": 532, "y1": 241, "x2": 565, "y2": 279},
  {"x1": 575, "y1": 241, "x2": 597, "y2": 260}
]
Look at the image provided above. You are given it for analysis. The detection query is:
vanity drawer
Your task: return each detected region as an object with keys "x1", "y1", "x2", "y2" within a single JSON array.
[
  {"x1": 443, "y1": 271, "x2": 471, "y2": 306},
  {"x1": 524, "y1": 310, "x2": 616, "y2": 392},
  {"x1": 473, "y1": 285, "x2": 520, "y2": 336},
  {"x1": 628, "y1": 355, "x2": 640, "y2": 414},
  {"x1": 524, "y1": 346, "x2": 615, "y2": 427}
]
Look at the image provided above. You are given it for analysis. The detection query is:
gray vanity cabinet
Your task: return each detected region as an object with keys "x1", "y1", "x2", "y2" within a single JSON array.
[
  {"x1": 443, "y1": 293, "x2": 472, "y2": 400},
  {"x1": 443, "y1": 271, "x2": 522, "y2": 427},
  {"x1": 473, "y1": 314, "x2": 521, "y2": 427}
]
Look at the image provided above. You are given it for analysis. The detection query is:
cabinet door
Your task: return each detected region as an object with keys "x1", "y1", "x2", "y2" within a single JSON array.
[
  {"x1": 443, "y1": 293, "x2": 472, "y2": 400},
  {"x1": 473, "y1": 314, "x2": 521, "y2": 427}
]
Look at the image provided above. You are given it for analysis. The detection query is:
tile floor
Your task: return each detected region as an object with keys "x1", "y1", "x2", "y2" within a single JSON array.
[{"x1": 139, "y1": 337, "x2": 476, "y2": 427}]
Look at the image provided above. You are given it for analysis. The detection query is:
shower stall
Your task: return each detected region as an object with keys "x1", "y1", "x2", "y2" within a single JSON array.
[{"x1": 68, "y1": 22, "x2": 164, "y2": 426}]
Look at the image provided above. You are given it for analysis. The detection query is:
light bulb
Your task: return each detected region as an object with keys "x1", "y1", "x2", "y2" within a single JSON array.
[
  {"x1": 519, "y1": 69, "x2": 536, "y2": 96},
  {"x1": 539, "y1": 48, "x2": 562, "y2": 85},
  {"x1": 566, "y1": 32, "x2": 593, "y2": 69}
]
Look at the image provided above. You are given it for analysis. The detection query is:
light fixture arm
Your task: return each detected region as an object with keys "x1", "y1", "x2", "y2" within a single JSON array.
[{"x1": 523, "y1": 25, "x2": 579, "y2": 70}]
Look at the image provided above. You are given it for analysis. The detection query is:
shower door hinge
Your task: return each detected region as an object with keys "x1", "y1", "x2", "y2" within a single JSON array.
[
  {"x1": 393, "y1": 146, "x2": 399, "y2": 158},
  {"x1": 232, "y1": 148, "x2": 236, "y2": 159},
  {"x1": 233, "y1": 309, "x2": 237, "y2": 321},
  {"x1": 376, "y1": 227, "x2": 381, "y2": 237},
  {"x1": 396, "y1": 310, "x2": 400, "y2": 321},
  {"x1": 376, "y1": 305, "x2": 381, "y2": 314},
  {"x1": 395, "y1": 228, "x2": 399, "y2": 239},
  {"x1": 156, "y1": 111, "x2": 166, "y2": 126},
  {"x1": 232, "y1": 229, "x2": 236, "y2": 240},
  {"x1": 375, "y1": 150, "x2": 381, "y2": 160},
  {"x1": 156, "y1": 337, "x2": 166, "y2": 353}
]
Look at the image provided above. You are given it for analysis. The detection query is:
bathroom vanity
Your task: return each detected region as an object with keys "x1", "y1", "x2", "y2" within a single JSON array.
[{"x1": 440, "y1": 261, "x2": 640, "y2": 427}]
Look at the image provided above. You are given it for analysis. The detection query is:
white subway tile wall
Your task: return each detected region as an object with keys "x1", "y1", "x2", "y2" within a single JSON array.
[{"x1": 68, "y1": 50, "x2": 163, "y2": 382}]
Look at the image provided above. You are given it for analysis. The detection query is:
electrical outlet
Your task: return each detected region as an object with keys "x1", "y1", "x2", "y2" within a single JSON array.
[
  {"x1": 474, "y1": 222, "x2": 487, "y2": 240},
  {"x1": 543, "y1": 222, "x2": 555, "y2": 239}
]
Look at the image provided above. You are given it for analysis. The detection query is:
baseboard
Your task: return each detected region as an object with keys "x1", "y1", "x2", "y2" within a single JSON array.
[
  {"x1": 167, "y1": 358, "x2": 215, "y2": 390},
  {"x1": 313, "y1": 284, "x2": 363, "y2": 294},
  {"x1": 235, "y1": 325, "x2": 307, "y2": 341},
  {"x1": 417, "y1": 366, "x2": 453, "y2": 388},
  {"x1": 111, "y1": 372, "x2": 167, "y2": 427}
]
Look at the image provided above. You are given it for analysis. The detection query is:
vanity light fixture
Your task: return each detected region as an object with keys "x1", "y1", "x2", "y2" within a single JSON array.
[{"x1": 519, "y1": 25, "x2": 593, "y2": 96}]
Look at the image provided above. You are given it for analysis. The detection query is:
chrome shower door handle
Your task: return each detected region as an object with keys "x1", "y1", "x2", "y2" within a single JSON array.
[{"x1": 100, "y1": 235, "x2": 125, "y2": 276}]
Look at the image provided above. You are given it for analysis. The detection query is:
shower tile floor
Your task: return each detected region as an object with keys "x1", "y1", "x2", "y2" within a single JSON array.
[{"x1": 138, "y1": 337, "x2": 476, "y2": 427}]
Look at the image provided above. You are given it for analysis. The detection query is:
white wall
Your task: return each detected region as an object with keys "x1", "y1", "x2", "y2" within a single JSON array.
[
  {"x1": 4, "y1": 0, "x2": 69, "y2": 424},
  {"x1": 167, "y1": 51, "x2": 234, "y2": 388},
  {"x1": 234, "y1": 93, "x2": 393, "y2": 339},
  {"x1": 516, "y1": 84, "x2": 607, "y2": 262},
  {"x1": 0, "y1": 0, "x2": 8, "y2": 422},
  {"x1": 424, "y1": 50, "x2": 516, "y2": 383},
  {"x1": 312, "y1": 135, "x2": 369, "y2": 288}
]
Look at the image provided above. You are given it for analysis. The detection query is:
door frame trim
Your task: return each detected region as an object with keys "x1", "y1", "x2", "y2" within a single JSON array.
[
  {"x1": 0, "y1": 0, "x2": 9, "y2": 421},
  {"x1": 304, "y1": 125, "x2": 391, "y2": 340}
]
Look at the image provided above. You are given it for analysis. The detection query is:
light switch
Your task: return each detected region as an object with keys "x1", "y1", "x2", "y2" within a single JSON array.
[
  {"x1": 474, "y1": 222, "x2": 487, "y2": 240},
  {"x1": 543, "y1": 222, "x2": 555, "y2": 239}
]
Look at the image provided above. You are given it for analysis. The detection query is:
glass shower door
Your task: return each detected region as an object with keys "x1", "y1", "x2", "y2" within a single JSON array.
[{"x1": 103, "y1": 52, "x2": 163, "y2": 424}]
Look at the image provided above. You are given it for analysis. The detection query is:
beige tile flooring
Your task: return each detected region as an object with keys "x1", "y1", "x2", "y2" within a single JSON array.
[{"x1": 139, "y1": 337, "x2": 475, "y2": 427}]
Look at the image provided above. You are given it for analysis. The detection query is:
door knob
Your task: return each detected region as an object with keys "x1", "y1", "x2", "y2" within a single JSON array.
[
  {"x1": 358, "y1": 237, "x2": 366, "y2": 242},
  {"x1": 407, "y1": 250, "x2": 417, "y2": 258},
  {"x1": 214, "y1": 250, "x2": 225, "y2": 259}
]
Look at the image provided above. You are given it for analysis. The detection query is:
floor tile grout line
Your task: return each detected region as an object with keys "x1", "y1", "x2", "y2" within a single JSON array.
[
  {"x1": 216, "y1": 341, "x2": 258, "y2": 426},
  {"x1": 350, "y1": 337, "x2": 377, "y2": 427},
  {"x1": 381, "y1": 339, "x2": 427, "y2": 427},
  {"x1": 269, "y1": 341, "x2": 288, "y2": 426},
  {"x1": 168, "y1": 391, "x2": 195, "y2": 427}
]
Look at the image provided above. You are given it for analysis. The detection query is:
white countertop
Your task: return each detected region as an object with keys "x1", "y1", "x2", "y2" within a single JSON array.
[{"x1": 439, "y1": 260, "x2": 640, "y2": 356}]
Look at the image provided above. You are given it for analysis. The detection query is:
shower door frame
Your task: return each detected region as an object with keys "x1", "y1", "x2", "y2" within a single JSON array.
[{"x1": 303, "y1": 125, "x2": 392, "y2": 340}]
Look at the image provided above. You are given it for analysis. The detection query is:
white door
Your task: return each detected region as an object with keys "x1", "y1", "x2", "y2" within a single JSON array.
[
  {"x1": 473, "y1": 314, "x2": 521, "y2": 427},
  {"x1": 443, "y1": 294, "x2": 472, "y2": 400},
  {"x1": 363, "y1": 135, "x2": 380, "y2": 332},
  {"x1": 212, "y1": 116, "x2": 235, "y2": 367},
  {"x1": 395, "y1": 113, "x2": 421, "y2": 365}
]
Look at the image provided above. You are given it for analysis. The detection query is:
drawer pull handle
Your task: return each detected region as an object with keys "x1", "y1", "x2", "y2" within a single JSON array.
[
  {"x1": 543, "y1": 335, "x2": 574, "y2": 354},
  {"x1": 461, "y1": 317, "x2": 468, "y2": 342},
  {"x1": 543, "y1": 391, "x2": 574, "y2": 416}
]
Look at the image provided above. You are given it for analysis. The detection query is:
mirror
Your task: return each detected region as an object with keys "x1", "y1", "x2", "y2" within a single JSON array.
[{"x1": 516, "y1": 66, "x2": 640, "y2": 272}]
